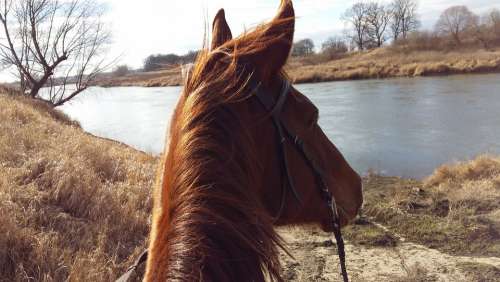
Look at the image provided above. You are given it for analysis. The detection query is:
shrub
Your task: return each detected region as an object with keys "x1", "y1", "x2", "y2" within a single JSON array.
[
  {"x1": 321, "y1": 37, "x2": 348, "y2": 60},
  {"x1": 392, "y1": 30, "x2": 444, "y2": 51},
  {"x1": 113, "y1": 65, "x2": 130, "y2": 77},
  {"x1": 292, "y1": 39, "x2": 315, "y2": 57}
]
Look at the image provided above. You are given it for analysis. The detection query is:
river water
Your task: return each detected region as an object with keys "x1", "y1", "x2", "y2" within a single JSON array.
[{"x1": 59, "y1": 73, "x2": 500, "y2": 179}]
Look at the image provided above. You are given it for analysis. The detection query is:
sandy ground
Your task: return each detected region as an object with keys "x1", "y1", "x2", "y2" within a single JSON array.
[{"x1": 277, "y1": 222, "x2": 500, "y2": 282}]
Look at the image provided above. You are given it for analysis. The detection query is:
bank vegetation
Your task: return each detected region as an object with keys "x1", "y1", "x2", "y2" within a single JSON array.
[{"x1": 0, "y1": 91, "x2": 155, "y2": 281}]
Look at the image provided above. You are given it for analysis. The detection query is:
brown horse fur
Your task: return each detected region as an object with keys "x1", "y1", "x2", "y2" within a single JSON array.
[{"x1": 144, "y1": 1, "x2": 363, "y2": 281}]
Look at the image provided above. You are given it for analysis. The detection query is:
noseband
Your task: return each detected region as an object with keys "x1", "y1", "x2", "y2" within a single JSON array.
[
  {"x1": 117, "y1": 77, "x2": 349, "y2": 282},
  {"x1": 251, "y1": 77, "x2": 349, "y2": 282}
]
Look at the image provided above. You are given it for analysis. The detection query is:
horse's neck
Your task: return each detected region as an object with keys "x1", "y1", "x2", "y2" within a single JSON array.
[
  {"x1": 163, "y1": 182, "x2": 275, "y2": 281},
  {"x1": 147, "y1": 101, "x2": 284, "y2": 281}
]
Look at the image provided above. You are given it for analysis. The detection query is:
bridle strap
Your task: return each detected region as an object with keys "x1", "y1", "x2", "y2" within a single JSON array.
[
  {"x1": 281, "y1": 122, "x2": 348, "y2": 282},
  {"x1": 249, "y1": 79, "x2": 289, "y2": 114},
  {"x1": 333, "y1": 224, "x2": 349, "y2": 281},
  {"x1": 252, "y1": 78, "x2": 349, "y2": 282},
  {"x1": 252, "y1": 80, "x2": 303, "y2": 220}
]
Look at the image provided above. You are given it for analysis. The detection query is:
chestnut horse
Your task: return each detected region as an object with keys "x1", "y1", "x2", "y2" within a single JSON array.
[{"x1": 144, "y1": 1, "x2": 362, "y2": 281}]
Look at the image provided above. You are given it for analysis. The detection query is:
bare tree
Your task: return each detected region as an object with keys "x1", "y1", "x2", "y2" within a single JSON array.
[
  {"x1": 321, "y1": 36, "x2": 348, "y2": 53},
  {"x1": 291, "y1": 39, "x2": 315, "y2": 57},
  {"x1": 471, "y1": 18, "x2": 488, "y2": 48},
  {"x1": 390, "y1": 0, "x2": 420, "y2": 41},
  {"x1": 365, "y1": 2, "x2": 391, "y2": 47},
  {"x1": 321, "y1": 36, "x2": 348, "y2": 60},
  {"x1": 472, "y1": 8, "x2": 500, "y2": 48},
  {"x1": 435, "y1": 5, "x2": 477, "y2": 45},
  {"x1": 485, "y1": 8, "x2": 500, "y2": 40},
  {"x1": 0, "y1": 0, "x2": 111, "y2": 107},
  {"x1": 342, "y1": 2, "x2": 370, "y2": 50}
]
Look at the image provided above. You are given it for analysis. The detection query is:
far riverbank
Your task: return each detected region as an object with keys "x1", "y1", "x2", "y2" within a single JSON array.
[{"x1": 94, "y1": 47, "x2": 500, "y2": 87}]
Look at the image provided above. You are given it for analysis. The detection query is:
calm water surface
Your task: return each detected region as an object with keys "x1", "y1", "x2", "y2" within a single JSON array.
[{"x1": 59, "y1": 74, "x2": 500, "y2": 179}]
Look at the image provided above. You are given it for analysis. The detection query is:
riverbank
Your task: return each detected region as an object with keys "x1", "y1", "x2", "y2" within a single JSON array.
[
  {"x1": 0, "y1": 93, "x2": 156, "y2": 281},
  {"x1": 1, "y1": 93, "x2": 498, "y2": 281},
  {"x1": 94, "y1": 47, "x2": 500, "y2": 87},
  {"x1": 94, "y1": 66, "x2": 182, "y2": 87},
  {"x1": 288, "y1": 47, "x2": 500, "y2": 84}
]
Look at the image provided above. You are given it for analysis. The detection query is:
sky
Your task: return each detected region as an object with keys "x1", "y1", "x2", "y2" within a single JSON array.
[
  {"x1": 104, "y1": 0, "x2": 500, "y2": 68},
  {"x1": 1, "y1": 0, "x2": 500, "y2": 82}
]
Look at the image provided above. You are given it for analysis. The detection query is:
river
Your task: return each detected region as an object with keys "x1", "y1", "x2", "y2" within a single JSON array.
[{"x1": 59, "y1": 73, "x2": 500, "y2": 179}]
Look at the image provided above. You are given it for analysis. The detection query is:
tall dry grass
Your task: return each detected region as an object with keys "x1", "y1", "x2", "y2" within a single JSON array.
[
  {"x1": 424, "y1": 156, "x2": 500, "y2": 222},
  {"x1": 287, "y1": 47, "x2": 500, "y2": 83},
  {"x1": 363, "y1": 155, "x2": 500, "y2": 256},
  {"x1": 0, "y1": 93, "x2": 156, "y2": 281},
  {"x1": 423, "y1": 156, "x2": 500, "y2": 255}
]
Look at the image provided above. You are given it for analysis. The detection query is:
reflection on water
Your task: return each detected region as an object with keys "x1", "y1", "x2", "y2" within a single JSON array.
[
  {"x1": 59, "y1": 74, "x2": 500, "y2": 179},
  {"x1": 60, "y1": 86, "x2": 181, "y2": 154}
]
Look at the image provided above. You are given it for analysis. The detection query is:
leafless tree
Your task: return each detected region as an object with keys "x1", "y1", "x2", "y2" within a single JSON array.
[
  {"x1": 321, "y1": 36, "x2": 348, "y2": 60},
  {"x1": 321, "y1": 36, "x2": 348, "y2": 53},
  {"x1": 365, "y1": 2, "x2": 391, "y2": 47},
  {"x1": 472, "y1": 8, "x2": 500, "y2": 48},
  {"x1": 0, "y1": 0, "x2": 112, "y2": 107},
  {"x1": 291, "y1": 38, "x2": 315, "y2": 57},
  {"x1": 112, "y1": 64, "x2": 130, "y2": 77},
  {"x1": 435, "y1": 5, "x2": 477, "y2": 45},
  {"x1": 390, "y1": 0, "x2": 420, "y2": 41},
  {"x1": 342, "y1": 2, "x2": 370, "y2": 50},
  {"x1": 471, "y1": 23, "x2": 486, "y2": 48},
  {"x1": 485, "y1": 8, "x2": 500, "y2": 40}
]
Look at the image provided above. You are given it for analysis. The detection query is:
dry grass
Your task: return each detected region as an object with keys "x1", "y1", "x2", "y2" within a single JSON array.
[
  {"x1": 425, "y1": 156, "x2": 500, "y2": 220},
  {"x1": 342, "y1": 219, "x2": 398, "y2": 248},
  {"x1": 458, "y1": 262, "x2": 500, "y2": 282},
  {"x1": 287, "y1": 47, "x2": 500, "y2": 84},
  {"x1": 94, "y1": 66, "x2": 183, "y2": 87},
  {"x1": 0, "y1": 93, "x2": 156, "y2": 281},
  {"x1": 362, "y1": 155, "x2": 500, "y2": 256},
  {"x1": 391, "y1": 263, "x2": 437, "y2": 282},
  {"x1": 92, "y1": 47, "x2": 500, "y2": 88}
]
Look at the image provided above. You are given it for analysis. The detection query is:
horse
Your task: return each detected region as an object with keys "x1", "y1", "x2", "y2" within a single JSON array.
[{"x1": 144, "y1": 1, "x2": 363, "y2": 281}]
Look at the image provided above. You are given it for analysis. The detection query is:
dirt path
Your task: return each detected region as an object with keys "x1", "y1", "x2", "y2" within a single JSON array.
[{"x1": 277, "y1": 224, "x2": 500, "y2": 281}]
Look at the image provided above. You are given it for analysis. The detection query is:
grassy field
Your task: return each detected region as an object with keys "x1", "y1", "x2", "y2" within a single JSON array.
[
  {"x1": 94, "y1": 47, "x2": 500, "y2": 87},
  {"x1": 0, "y1": 92, "x2": 498, "y2": 281}
]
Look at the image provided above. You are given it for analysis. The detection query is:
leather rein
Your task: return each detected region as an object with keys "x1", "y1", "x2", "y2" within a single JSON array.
[{"x1": 116, "y1": 78, "x2": 349, "y2": 282}]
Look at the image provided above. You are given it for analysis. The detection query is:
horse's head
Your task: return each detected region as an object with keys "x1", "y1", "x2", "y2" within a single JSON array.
[
  {"x1": 208, "y1": 0, "x2": 362, "y2": 230},
  {"x1": 145, "y1": 1, "x2": 363, "y2": 280}
]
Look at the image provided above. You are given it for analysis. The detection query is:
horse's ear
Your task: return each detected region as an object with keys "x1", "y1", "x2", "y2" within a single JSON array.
[
  {"x1": 247, "y1": 0, "x2": 295, "y2": 82},
  {"x1": 211, "y1": 9, "x2": 233, "y2": 50}
]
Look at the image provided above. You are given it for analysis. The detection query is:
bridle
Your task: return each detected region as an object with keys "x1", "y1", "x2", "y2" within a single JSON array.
[
  {"x1": 251, "y1": 77, "x2": 349, "y2": 282},
  {"x1": 116, "y1": 77, "x2": 349, "y2": 282}
]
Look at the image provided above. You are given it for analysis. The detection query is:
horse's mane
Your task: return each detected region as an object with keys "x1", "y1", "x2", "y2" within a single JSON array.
[{"x1": 147, "y1": 12, "x2": 294, "y2": 282}]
